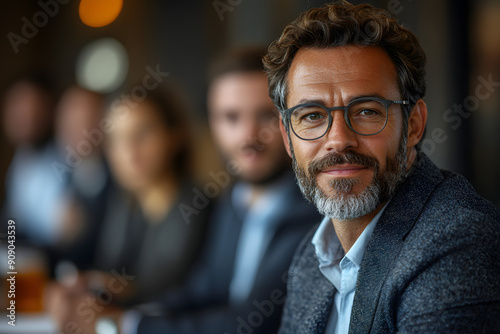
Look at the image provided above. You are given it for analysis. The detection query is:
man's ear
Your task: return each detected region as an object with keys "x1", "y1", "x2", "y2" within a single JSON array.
[
  {"x1": 407, "y1": 98, "x2": 427, "y2": 150},
  {"x1": 279, "y1": 115, "x2": 293, "y2": 158}
]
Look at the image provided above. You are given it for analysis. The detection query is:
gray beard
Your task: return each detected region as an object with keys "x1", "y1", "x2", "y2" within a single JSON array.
[{"x1": 292, "y1": 137, "x2": 408, "y2": 221}]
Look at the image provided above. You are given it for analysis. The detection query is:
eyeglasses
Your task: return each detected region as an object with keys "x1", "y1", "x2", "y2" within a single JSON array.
[{"x1": 283, "y1": 97, "x2": 410, "y2": 140}]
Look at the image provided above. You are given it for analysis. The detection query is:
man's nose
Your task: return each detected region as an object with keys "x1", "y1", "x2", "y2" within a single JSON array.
[
  {"x1": 241, "y1": 116, "x2": 261, "y2": 141},
  {"x1": 323, "y1": 109, "x2": 358, "y2": 152}
]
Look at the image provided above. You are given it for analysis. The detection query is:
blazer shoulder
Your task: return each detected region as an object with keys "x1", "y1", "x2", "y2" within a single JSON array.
[
  {"x1": 374, "y1": 177, "x2": 500, "y2": 333},
  {"x1": 423, "y1": 168, "x2": 500, "y2": 224},
  {"x1": 386, "y1": 209, "x2": 500, "y2": 332}
]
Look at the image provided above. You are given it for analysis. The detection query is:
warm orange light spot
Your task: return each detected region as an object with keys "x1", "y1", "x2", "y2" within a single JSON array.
[{"x1": 79, "y1": 0, "x2": 123, "y2": 28}]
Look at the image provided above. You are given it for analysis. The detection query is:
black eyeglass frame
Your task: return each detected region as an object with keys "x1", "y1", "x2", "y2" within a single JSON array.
[{"x1": 283, "y1": 97, "x2": 410, "y2": 141}]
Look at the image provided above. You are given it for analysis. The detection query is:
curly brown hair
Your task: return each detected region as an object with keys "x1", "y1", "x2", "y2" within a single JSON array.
[{"x1": 263, "y1": 0, "x2": 426, "y2": 124}]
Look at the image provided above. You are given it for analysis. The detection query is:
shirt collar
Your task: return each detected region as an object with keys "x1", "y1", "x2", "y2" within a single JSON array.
[
  {"x1": 312, "y1": 202, "x2": 390, "y2": 268},
  {"x1": 312, "y1": 216, "x2": 344, "y2": 266}
]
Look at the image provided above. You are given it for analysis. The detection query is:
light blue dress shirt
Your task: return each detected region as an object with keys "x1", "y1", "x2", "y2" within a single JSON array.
[
  {"x1": 312, "y1": 203, "x2": 389, "y2": 334},
  {"x1": 228, "y1": 174, "x2": 292, "y2": 304},
  {"x1": 6, "y1": 145, "x2": 66, "y2": 246}
]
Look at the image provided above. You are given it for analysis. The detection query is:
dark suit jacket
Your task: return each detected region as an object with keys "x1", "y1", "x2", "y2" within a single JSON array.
[
  {"x1": 279, "y1": 153, "x2": 500, "y2": 333},
  {"x1": 96, "y1": 182, "x2": 211, "y2": 305},
  {"x1": 137, "y1": 172, "x2": 322, "y2": 333}
]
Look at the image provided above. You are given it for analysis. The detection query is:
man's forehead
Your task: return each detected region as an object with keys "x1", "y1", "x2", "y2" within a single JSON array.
[
  {"x1": 209, "y1": 72, "x2": 274, "y2": 111},
  {"x1": 288, "y1": 46, "x2": 398, "y2": 90}
]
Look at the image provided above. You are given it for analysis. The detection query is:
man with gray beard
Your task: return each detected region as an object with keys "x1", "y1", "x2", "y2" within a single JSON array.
[
  {"x1": 263, "y1": 1, "x2": 500, "y2": 333},
  {"x1": 294, "y1": 146, "x2": 406, "y2": 221}
]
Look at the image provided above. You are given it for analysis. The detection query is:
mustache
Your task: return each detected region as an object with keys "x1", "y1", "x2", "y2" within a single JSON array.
[{"x1": 308, "y1": 150, "x2": 379, "y2": 177}]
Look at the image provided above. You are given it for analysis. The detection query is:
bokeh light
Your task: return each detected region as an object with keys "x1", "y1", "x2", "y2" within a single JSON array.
[
  {"x1": 79, "y1": 0, "x2": 123, "y2": 28},
  {"x1": 76, "y1": 38, "x2": 128, "y2": 93}
]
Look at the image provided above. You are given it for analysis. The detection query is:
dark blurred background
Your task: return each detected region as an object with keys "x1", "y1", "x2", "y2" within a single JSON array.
[{"x1": 1, "y1": 0, "x2": 499, "y2": 209}]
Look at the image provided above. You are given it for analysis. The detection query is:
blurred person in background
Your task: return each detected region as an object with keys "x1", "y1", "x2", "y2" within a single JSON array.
[
  {"x1": 47, "y1": 83, "x2": 212, "y2": 326},
  {"x1": 49, "y1": 46, "x2": 322, "y2": 334},
  {"x1": 1, "y1": 74, "x2": 64, "y2": 249},
  {"x1": 105, "y1": 47, "x2": 322, "y2": 334},
  {"x1": 53, "y1": 85, "x2": 112, "y2": 270},
  {"x1": 96, "y1": 84, "x2": 212, "y2": 304}
]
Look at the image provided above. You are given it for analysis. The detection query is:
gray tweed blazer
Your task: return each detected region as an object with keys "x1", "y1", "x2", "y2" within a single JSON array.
[{"x1": 279, "y1": 153, "x2": 500, "y2": 333}]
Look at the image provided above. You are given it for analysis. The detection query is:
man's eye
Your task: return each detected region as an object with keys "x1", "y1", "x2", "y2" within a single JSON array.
[
  {"x1": 303, "y1": 112, "x2": 325, "y2": 122},
  {"x1": 358, "y1": 109, "x2": 380, "y2": 116}
]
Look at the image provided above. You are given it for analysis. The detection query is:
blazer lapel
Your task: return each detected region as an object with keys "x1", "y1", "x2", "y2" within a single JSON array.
[{"x1": 349, "y1": 154, "x2": 444, "y2": 333}]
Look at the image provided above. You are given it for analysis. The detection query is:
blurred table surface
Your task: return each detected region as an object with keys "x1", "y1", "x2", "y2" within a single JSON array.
[{"x1": 0, "y1": 313, "x2": 57, "y2": 333}]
